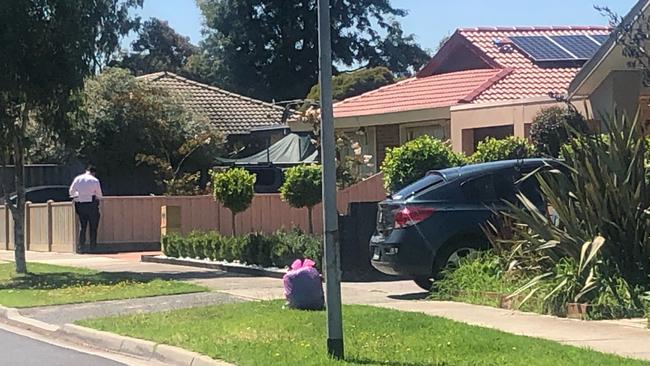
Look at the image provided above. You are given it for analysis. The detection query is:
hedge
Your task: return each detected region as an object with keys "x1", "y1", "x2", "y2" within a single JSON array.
[
  {"x1": 469, "y1": 136, "x2": 536, "y2": 164},
  {"x1": 162, "y1": 229, "x2": 323, "y2": 269},
  {"x1": 381, "y1": 135, "x2": 466, "y2": 192}
]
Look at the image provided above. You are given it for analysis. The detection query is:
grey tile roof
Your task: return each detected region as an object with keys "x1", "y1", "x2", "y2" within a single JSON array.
[{"x1": 138, "y1": 72, "x2": 287, "y2": 136}]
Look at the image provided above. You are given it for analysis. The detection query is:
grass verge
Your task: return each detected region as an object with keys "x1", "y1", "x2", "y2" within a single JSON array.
[
  {"x1": 79, "y1": 300, "x2": 649, "y2": 366},
  {"x1": 0, "y1": 262, "x2": 206, "y2": 308}
]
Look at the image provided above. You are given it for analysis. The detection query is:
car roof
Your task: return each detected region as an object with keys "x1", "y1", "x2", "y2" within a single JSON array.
[
  {"x1": 436, "y1": 159, "x2": 558, "y2": 181},
  {"x1": 9, "y1": 185, "x2": 69, "y2": 197},
  {"x1": 25, "y1": 185, "x2": 68, "y2": 191}
]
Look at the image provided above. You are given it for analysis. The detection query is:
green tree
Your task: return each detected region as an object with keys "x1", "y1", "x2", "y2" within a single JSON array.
[
  {"x1": 305, "y1": 67, "x2": 395, "y2": 103},
  {"x1": 367, "y1": 21, "x2": 431, "y2": 78},
  {"x1": 193, "y1": 0, "x2": 429, "y2": 101},
  {"x1": 280, "y1": 165, "x2": 322, "y2": 234},
  {"x1": 529, "y1": 107, "x2": 589, "y2": 157},
  {"x1": 77, "y1": 68, "x2": 222, "y2": 195},
  {"x1": 381, "y1": 136, "x2": 466, "y2": 192},
  {"x1": 211, "y1": 168, "x2": 256, "y2": 235},
  {"x1": 0, "y1": 0, "x2": 141, "y2": 273},
  {"x1": 112, "y1": 17, "x2": 198, "y2": 76},
  {"x1": 469, "y1": 136, "x2": 536, "y2": 164}
]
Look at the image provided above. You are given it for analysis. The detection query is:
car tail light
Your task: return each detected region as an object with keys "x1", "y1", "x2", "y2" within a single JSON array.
[{"x1": 393, "y1": 206, "x2": 435, "y2": 229}]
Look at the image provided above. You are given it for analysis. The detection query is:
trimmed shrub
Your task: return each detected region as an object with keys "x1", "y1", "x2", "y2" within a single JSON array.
[
  {"x1": 162, "y1": 230, "x2": 323, "y2": 270},
  {"x1": 280, "y1": 165, "x2": 322, "y2": 234},
  {"x1": 381, "y1": 135, "x2": 466, "y2": 192},
  {"x1": 211, "y1": 168, "x2": 256, "y2": 235},
  {"x1": 469, "y1": 136, "x2": 536, "y2": 164},
  {"x1": 530, "y1": 106, "x2": 589, "y2": 157},
  {"x1": 161, "y1": 234, "x2": 180, "y2": 258}
]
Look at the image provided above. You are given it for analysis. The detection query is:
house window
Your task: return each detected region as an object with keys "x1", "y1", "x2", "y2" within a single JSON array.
[
  {"x1": 473, "y1": 125, "x2": 514, "y2": 148},
  {"x1": 405, "y1": 124, "x2": 446, "y2": 141}
]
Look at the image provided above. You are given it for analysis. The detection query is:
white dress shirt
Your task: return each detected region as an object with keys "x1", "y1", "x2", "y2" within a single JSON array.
[{"x1": 69, "y1": 173, "x2": 103, "y2": 203}]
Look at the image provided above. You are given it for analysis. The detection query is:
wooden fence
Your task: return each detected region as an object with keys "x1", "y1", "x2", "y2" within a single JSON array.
[
  {"x1": 0, "y1": 174, "x2": 386, "y2": 253},
  {"x1": 0, "y1": 202, "x2": 77, "y2": 252}
]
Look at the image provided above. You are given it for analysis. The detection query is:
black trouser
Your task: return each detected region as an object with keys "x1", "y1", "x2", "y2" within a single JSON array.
[{"x1": 75, "y1": 202, "x2": 100, "y2": 251}]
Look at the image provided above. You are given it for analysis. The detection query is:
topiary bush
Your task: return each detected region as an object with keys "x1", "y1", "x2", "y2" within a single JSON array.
[
  {"x1": 530, "y1": 106, "x2": 589, "y2": 157},
  {"x1": 280, "y1": 165, "x2": 322, "y2": 234},
  {"x1": 469, "y1": 136, "x2": 536, "y2": 164},
  {"x1": 211, "y1": 168, "x2": 256, "y2": 235},
  {"x1": 381, "y1": 135, "x2": 466, "y2": 193}
]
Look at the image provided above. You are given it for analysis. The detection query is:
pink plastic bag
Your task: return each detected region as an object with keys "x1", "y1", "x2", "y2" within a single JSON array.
[{"x1": 283, "y1": 259, "x2": 324, "y2": 310}]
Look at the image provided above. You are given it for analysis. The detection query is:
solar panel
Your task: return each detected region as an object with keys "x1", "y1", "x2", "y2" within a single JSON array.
[
  {"x1": 591, "y1": 34, "x2": 610, "y2": 45},
  {"x1": 510, "y1": 36, "x2": 574, "y2": 62},
  {"x1": 551, "y1": 35, "x2": 600, "y2": 60}
]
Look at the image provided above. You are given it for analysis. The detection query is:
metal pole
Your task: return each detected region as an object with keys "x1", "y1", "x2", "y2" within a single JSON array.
[{"x1": 318, "y1": 0, "x2": 344, "y2": 359}]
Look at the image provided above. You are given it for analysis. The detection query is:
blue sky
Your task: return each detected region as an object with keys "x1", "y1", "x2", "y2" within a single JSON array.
[{"x1": 127, "y1": 0, "x2": 637, "y2": 50}]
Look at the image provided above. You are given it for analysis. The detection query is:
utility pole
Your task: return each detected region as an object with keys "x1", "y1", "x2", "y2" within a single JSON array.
[{"x1": 318, "y1": 0, "x2": 344, "y2": 360}]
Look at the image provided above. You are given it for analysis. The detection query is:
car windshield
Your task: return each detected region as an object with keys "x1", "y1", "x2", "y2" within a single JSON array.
[{"x1": 391, "y1": 173, "x2": 444, "y2": 200}]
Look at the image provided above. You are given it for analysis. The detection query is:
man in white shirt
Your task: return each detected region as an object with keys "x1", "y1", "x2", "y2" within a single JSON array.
[{"x1": 69, "y1": 166, "x2": 103, "y2": 253}]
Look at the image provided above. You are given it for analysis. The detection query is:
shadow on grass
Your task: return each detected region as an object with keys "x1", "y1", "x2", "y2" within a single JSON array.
[
  {"x1": 347, "y1": 358, "x2": 442, "y2": 366},
  {"x1": 0, "y1": 268, "x2": 246, "y2": 291}
]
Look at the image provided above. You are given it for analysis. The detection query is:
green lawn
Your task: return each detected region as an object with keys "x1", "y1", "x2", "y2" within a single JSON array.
[
  {"x1": 0, "y1": 262, "x2": 206, "y2": 308},
  {"x1": 79, "y1": 301, "x2": 650, "y2": 366}
]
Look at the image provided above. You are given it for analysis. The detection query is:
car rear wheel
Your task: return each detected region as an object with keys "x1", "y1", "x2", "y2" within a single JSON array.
[{"x1": 413, "y1": 240, "x2": 486, "y2": 291}]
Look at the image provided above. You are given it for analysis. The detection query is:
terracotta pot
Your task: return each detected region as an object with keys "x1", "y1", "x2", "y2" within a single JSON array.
[
  {"x1": 498, "y1": 294, "x2": 516, "y2": 310},
  {"x1": 567, "y1": 303, "x2": 592, "y2": 320}
]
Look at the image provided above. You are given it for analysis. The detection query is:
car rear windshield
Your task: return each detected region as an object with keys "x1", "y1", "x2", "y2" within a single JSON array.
[{"x1": 391, "y1": 173, "x2": 444, "y2": 200}]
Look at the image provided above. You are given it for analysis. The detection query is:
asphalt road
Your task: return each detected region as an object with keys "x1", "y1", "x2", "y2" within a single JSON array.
[{"x1": 0, "y1": 328, "x2": 125, "y2": 366}]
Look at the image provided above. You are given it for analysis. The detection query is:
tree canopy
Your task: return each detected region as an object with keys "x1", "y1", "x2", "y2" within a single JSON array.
[
  {"x1": 530, "y1": 106, "x2": 589, "y2": 157},
  {"x1": 76, "y1": 68, "x2": 222, "y2": 195},
  {"x1": 0, "y1": 0, "x2": 142, "y2": 273},
  {"x1": 191, "y1": 0, "x2": 429, "y2": 101},
  {"x1": 211, "y1": 167, "x2": 256, "y2": 235},
  {"x1": 280, "y1": 164, "x2": 322, "y2": 233},
  {"x1": 305, "y1": 67, "x2": 395, "y2": 103},
  {"x1": 112, "y1": 17, "x2": 198, "y2": 75}
]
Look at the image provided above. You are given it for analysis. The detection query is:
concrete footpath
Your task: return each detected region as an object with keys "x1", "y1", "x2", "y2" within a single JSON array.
[{"x1": 2, "y1": 250, "x2": 650, "y2": 362}]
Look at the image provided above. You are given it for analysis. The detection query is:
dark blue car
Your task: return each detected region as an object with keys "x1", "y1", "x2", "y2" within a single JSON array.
[{"x1": 370, "y1": 159, "x2": 554, "y2": 290}]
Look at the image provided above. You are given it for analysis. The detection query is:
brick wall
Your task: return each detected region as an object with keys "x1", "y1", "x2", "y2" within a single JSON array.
[{"x1": 375, "y1": 124, "x2": 401, "y2": 167}]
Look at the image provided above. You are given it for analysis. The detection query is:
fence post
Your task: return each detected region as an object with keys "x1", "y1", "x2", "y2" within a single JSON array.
[
  {"x1": 161, "y1": 205, "x2": 182, "y2": 236},
  {"x1": 25, "y1": 202, "x2": 31, "y2": 251},
  {"x1": 47, "y1": 200, "x2": 53, "y2": 252}
]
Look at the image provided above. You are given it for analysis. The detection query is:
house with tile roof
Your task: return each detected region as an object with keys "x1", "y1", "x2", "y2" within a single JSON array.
[
  {"x1": 569, "y1": 0, "x2": 650, "y2": 128},
  {"x1": 302, "y1": 26, "x2": 610, "y2": 170},
  {"x1": 138, "y1": 72, "x2": 288, "y2": 146}
]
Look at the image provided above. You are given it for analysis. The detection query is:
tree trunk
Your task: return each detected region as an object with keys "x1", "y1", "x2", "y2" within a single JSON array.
[
  {"x1": 307, "y1": 206, "x2": 314, "y2": 235},
  {"x1": 231, "y1": 211, "x2": 236, "y2": 236},
  {"x1": 12, "y1": 111, "x2": 27, "y2": 274}
]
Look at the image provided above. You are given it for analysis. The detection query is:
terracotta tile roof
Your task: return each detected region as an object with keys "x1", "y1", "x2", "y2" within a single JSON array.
[
  {"x1": 456, "y1": 26, "x2": 611, "y2": 102},
  {"x1": 333, "y1": 69, "x2": 510, "y2": 118},
  {"x1": 138, "y1": 72, "x2": 286, "y2": 135},
  {"x1": 334, "y1": 26, "x2": 612, "y2": 118}
]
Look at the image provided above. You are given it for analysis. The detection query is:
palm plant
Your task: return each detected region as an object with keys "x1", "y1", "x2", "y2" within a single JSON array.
[{"x1": 503, "y1": 111, "x2": 650, "y2": 315}]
